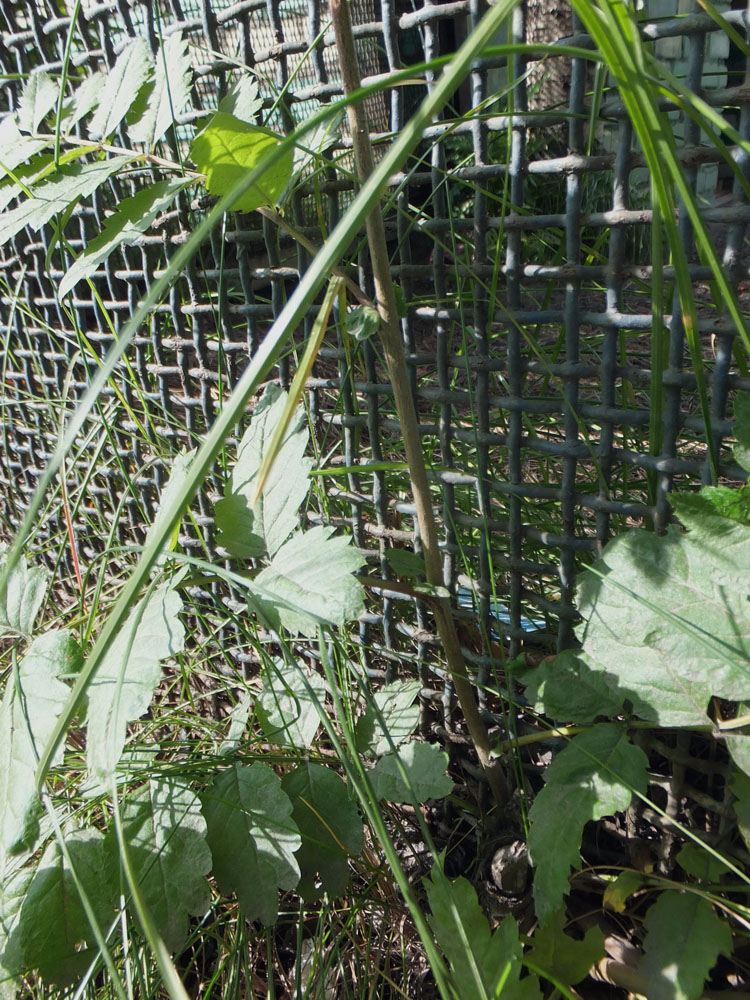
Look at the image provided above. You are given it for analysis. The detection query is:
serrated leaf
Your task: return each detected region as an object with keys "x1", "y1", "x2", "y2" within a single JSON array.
[
  {"x1": 346, "y1": 305, "x2": 380, "y2": 342},
  {"x1": 603, "y1": 869, "x2": 646, "y2": 913},
  {"x1": 0, "y1": 548, "x2": 47, "y2": 635},
  {"x1": 426, "y1": 871, "x2": 540, "y2": 999},
  {"x1": 106, "y1": 779, "x2": 211, "y2": 952},
  {"x1": 0, "y1": 630, "x2": 79, "y2": 859},
  {"x1": 576, "y1": 522, "x2": 750, "y2": 727},
  {"x1": 60, "y1": 71, "x2": 105, "y2": 131},
  {"x1": 252, "y1": 525, "x2": 365, "y2": 637},
  {"x1": 676, "y1": 843, "x2": 730, "y2": 882},
  {"x1": 0, "y1": 117, "x2": 48, "y2": 181},
  {"x1": 528, "y1": 724, "x2": 648, "y2": 924},
  {"x1": 521, "y1": 649, "x2": 625, "y2": 724},
  {"x1": 202, "y1": 762, "x2": 300, "y2": 925},
  {"x1": 59, "y1": 178, "x2": 193, "y2": 297},
  {"x1": 257, "y1": 658, "x2": 325, "y2": 749},
  {"x1": 89, "y1": 37, "x2": 152, "y2": 139},
  {"x1": 281, "y1": 763, "x2": 363, "y2": 900},
  {"x1": 17, "y1": 71, "x2": 59, "y2": 134},
  {"x1": 674, "y1": 486, "x2": 750, "y2": 528},
  {"x1": 127, "y1": 33, "x2": 192, "y2": 148},
  {"x1": 85, "y1": 583, "x2": 184, "y2": 788},
  {"x1": 526, "y1": 908, "x2": 605, "y2": 986},
  {"x1": 8, "y1": 828, "x2": 115, "y2": 985},
  {"x1": 0, "y1": 156, "x2": 134, "y2": 245},
  {"x1": 218, "y1": 385, "x2": 312, "y2": 558},
  {"x1": 190, "y1": 112, "x2": 293, "y2": 212},
  {"x1": 384, "y1": 548, "x2": 425, "y2": 579},
  {"x1": 368, "y1": 742, "x2": 453, "y2": 803},
  {"x1": 355, "y1": 680, "x2": 421, "y2": 756},
  {"x1": 639, "y1": 891, "x2": 732, "y2": 1000},
  {"x1": 218, "y1": 74, "x2": 264, "y2": 123}
]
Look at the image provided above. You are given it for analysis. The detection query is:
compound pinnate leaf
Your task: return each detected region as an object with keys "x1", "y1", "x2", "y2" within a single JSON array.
[
  {"x1": 217, "y1": 385, "x2": 312, "y2": 558},
  {"x1": 0, "y1": 548, "x2": 47, "y2": 636},
  {"x1": 190, "y1": 111, "x2": 293, "y2": 212},
  {"x1": 60, "y1": 178, "x2": 193, "y2": 297},
  {"x1": 257, "y1": 658, "x2": 325, "y2": 750},
  {"x1": 106, "y1": 779, "x2": 211, "y2": 952},
  {"x1": 528, "y1": 724, "x2": 648, "y2": 924},
  {"x1": 85, "y1": 582, "x2": 184, "y2": 788},
  {"x1": 526, "y1": 908, "x2": 605, "y2": 987},
  {"x1": 9, "y1": 828, "x2": 115, "y2": 985},
  {"x1": 368, "y1": 742, "x2": 453, "y2": 803},
  {"x1": 639, "y1": 891, "x2": 732, "y2": 1000},
  {"x1": 252, "y1": 525, "x2": 365, "y2": 637},
  {"x1": 426, "y1": 871, "x2": 540, "y2": 999},
  {"x1": 202, "y1": 762, "x2": 300, "y2": 925},
  {"x1": 355, "y1": 679, "x2": 421, "y2": 756},
  {"x1": 0, "y1": 630, "x2": 80, "y2": 859},
  {"x1": 88, "y1": 37, "x2": 152, "y2": 139},
  {"x1": 281, "y1": 763, "x2": 363, "y2": 900},
  {"x1": 576, "y1": 522, "x2": 750, "y2": 727},
  {"x1": 218, "y1": 74, "x2": 264, "y2": 123},
  {"x1": 0, "y1": 117, "x2": 48, "y2": 181},
  {"x1": 127, "y1": 33, "x2": 192, "y2": 148},
  {"x1": 60, "y1": 71, "x2": 104, "y2": 131},
  {"x1": 17, "y1": 70, "x2": 59, "y2": 134}
]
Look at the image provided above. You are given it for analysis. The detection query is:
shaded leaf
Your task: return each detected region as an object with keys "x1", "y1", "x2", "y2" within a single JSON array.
[
  {"x1": 0, "y1": 156, "x2": 135, "y2": 245},
  {"x1": 218, "y1": 74, "x2": 264, "y2": 123},
  {"x1": 526, "y1": 908, "x2": 605, "y2": 986},
  {"x1": 346, "y1": 305, "x2": 380, "y2": 342},
  {"x1": 107, "y1": 779, "x2": 211, "y2": 952},
  {"x1": 0, "y1": 630, "x2": 79, "y2": 859},
  {"x1": 426, "y1": 871, "x2": 540, "y2": 999},
  {"x1": 202, "y1": 762, "x2": 300, "y2": 925},
  {"x1": 257, "y1": 658, "x2": 325, "y2": 750},
  {"x1": 17, "y1": 71, "x2": 59, "y2": 134},
  {"x1": 520, "y1": 649, "x2": 625, "y2": 724},
  {"x1": 60, "y1": 178, "x2": 193, "y2": 297},
  {"x1": 0, "y1": 548, "x2": 47, "y2": 636},
  {"x1": 190, "y1": 111, "x2": 293, "y2": 212},
  {"x1": 0, "y1": 866, "x2": 32, "y2": 999},
  {"x1": 281, "y1": 763, "x2": 363, "y2": 900},
  {"x1": 603, "y1": 869, "x2": 646, "y2": 913},
  {"x1": 128, "y1": 33, "x2": 192, "y2": 148},
  {"x1": 674, "y1": 486, "x2": 750, "y2": 528},
  {"x1": 9, "y1": 828, "x2": 115, "y2": 985},
  {"x1": 368, "y1": 742, "x2": 453, "y2": 803},
  {"x1": 384, "y1": 548, "x2": 425, "y2": 579},
  {"x1": 639, "y1": 891, "x2": 732, "y2": 1000},
  {"x1": 528, "y1": 724, "x2": 648, "y2": 924},
  {"x1": 732, "y1": 769, "x2": 750, "y2": 851},
  {"x1": 252, "y1": 525, "x2": 365, "y2": 637},
  {"x1": 89, "y1": 37, "x2": 152, "y2": 139},
  {"x1": 85, "y1": 582, "x2": 184, "y2": 788},
  {"x1": 676, "y1": 843, "x2": 730, "y2": 882},
  {"x1": 733, "y1": 392, "x2": 750, "y2": 473},
  {"x1": 355, "y1": 679, "x2": 421, "y2": 756}
]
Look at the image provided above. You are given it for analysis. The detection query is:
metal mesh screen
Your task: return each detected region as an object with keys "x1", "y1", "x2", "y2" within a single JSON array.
[{"x1": 1, "y1": 0, "x2": 749, "y2": 708}]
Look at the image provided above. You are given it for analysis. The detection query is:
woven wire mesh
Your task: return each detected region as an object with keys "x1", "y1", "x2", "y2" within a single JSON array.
[{"x1": 1, "y1": 0, "x2": 749, "y2": 719}]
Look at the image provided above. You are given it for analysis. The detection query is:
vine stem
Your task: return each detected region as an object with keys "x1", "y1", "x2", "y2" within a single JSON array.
[{"x1": 329, "y1": 0, "x2": 509, "y2": 809}]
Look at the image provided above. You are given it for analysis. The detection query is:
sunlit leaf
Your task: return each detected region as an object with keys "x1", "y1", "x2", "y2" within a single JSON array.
[
  {"x1": 17, "y1": 71, "x2": 59, "y2": 134},
  {"x1": 355, "y1": 679, "x2": 421, "y2": 756},
  {"x1": 89, "y1": 37, "x2": 152, "y2": 139},
  {"x1": 257, "y1": 658, "x2": 325, "y2": 750},
  {"x1": 0, "y1": 548, "x2": 47, "y2": 636},
  {"x1": 127, "y1": 33, "x2": 192, "y2": 148},
  {"x1": 218, "y1": 74, "x2": 264, "y2": 123},
  {"x1": 368, "y1": 742, "x2": 453, "y2": 803}
]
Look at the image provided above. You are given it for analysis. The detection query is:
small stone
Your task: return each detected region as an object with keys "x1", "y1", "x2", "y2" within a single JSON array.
[{"x1": 491, "y1": 840, "x2": 530, "y2": 895}]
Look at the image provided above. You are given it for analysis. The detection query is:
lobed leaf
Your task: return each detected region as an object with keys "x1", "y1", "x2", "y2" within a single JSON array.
[
  {"x1": 528, "y1": 724, "x2": 648, "y2": 924},
  {"x1": 525, "y1": 908, "x2": 605, "y2": 987},
  {"x1": 16, "y1": 71, "x2": 59, "y2": 134},
  {"x1": 127, "y1": 33, "x2": 192, "y2": 148},
  {"x1": 355, "y1": 679, "x2": 421, "y2": 756},
  {"x1": 257, "y1": 658, "x2": 325, "y2": 750},
  {"x1": 202, "y1": 762, "x2": 300, "y2": 925},
  {"x1": 88, "y1": 37, "x2": 152, "y2": 140},
  {"x1": 368, "y1": 742, "x2": 453, "y2": 803}
]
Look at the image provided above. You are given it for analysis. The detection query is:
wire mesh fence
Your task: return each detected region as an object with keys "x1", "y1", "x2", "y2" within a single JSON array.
[{"x1": 1, "y1": 0, "x2": 749, "y2": 716}]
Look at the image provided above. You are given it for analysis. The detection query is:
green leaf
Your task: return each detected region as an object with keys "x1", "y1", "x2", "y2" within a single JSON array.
[
  {"x1": 252, "y1": 525, "x2": 365, "y2": 637},
  {"x1": 639, "y1": 891, "x2": 732, "y2": 1000},
  {"x1": 602, "y1": 869, "x2": 646, "y2": 913},
  {"x1": 189, "y1": 112, "x2": 293, "y2": 212},
  {"x1": 368, "y1": 742, "x2": 453, "y2": 803},
  {"x1": 144, "y1": 447, "x2": 197, "y2": 559},
  {"x1": 0, "y1": 866, "x2": 32, "y2": 998},
  {"x1": 674, "y1": 486, "x2": 750, "y2": 528},
  {"x1": 9, "y1": 828, "x2": 115, "y2": 985},
  {"x1": 127, "y1": 33, "x2": 192, "y2": 148},
  {"x1": 217, "y1": 385, "x2": 312, "y2": 558},
  {"x1": 731, "y1": 769, "x2": 750, "y2": 851},
  {"x1": 528, "y1": 724, "x2": 648, "y2": 924},
  {"x1": 219, "y1": 691, "x2": 252, "y2": 755},
  {"x1": 257, "y1": 658, "x2": 325, "y2": 750},
  {"x1": 526, "y1": 908, "x2": 605, "y2": 986},
  {"x1": 576, "y1": 523, "x2": 750, "y2": 727},
  {"x1": 281, "y1": 763, "x2": 363, "y2": 900},
  {"x1": 0, "y1": 548, "x2": 47, "y2": 636},
  {"x1": 85, "y1": 582, "x2": 184, "y2": 789},
  {"x1": 733, "y1": 393, "x2": 750, "y2": 473},
  {"x1": 676, "y1": 843, "x2": 730, "y2": 882},
  {"x1": 384, "y1": 548, "x2": 425, "y2": 579},
  {"x1": 218, "y1": 74, "x2": 264, "y2": 123},
  {"x1": 426, "y1": 871, "x2": 540, "y2": 999},
  {"x1": 520, "y1": 649, "x2": 625, "y2": 724},
  {"x1": 0, "y1": 156, "x2": 135, "y2": 246},
  {"x1": 59, "y1": 178, "x2": 193, "y2": 297},
  {"x1": 17, "y1": 71, "x2": 59, "y2": 134},
  {"x1": 107, "y1": 779, "x2": 211, "y2": 952},
  {"x1": 355, "y1": 680, "x2": 421, "y2": 756},
  {"x1": 202, "y1": 762, "x2": 300, "y2": 925},
  {"x1": 0, "y1": 630, "x2": 79, "y2": 858},
  {"x1": 0, "y1": 117, "x2": 48, "y2": 180},
  {"x1": 60, "y1": 71, "x2": 105, "y2": 131},
  {"x1": 89, "y1": 37, "x2": 152, "y2": 139},
  {"x1": 346, "y1": 304, "x2": 380, "y2": 342}
]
